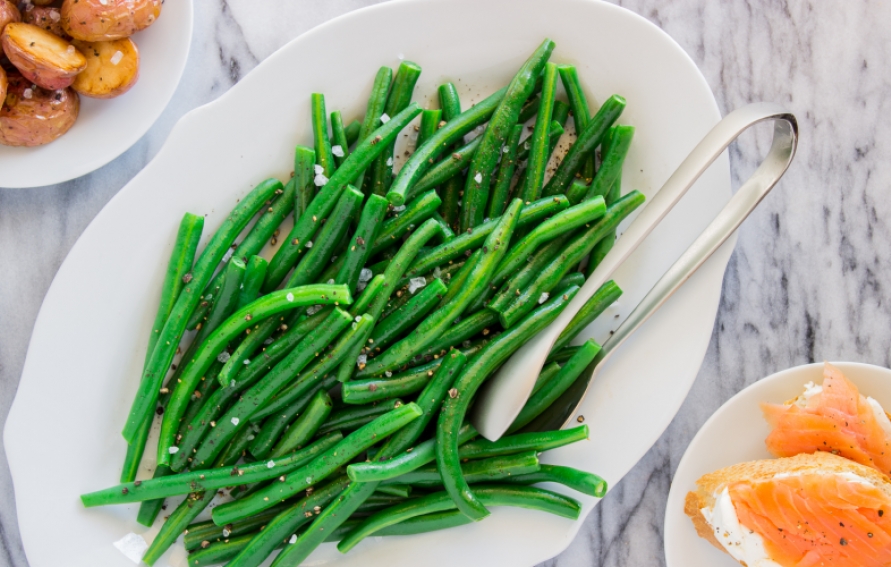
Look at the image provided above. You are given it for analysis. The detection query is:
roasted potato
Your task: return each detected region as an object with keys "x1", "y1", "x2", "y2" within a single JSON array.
[
  {"x1": 61, "y1": 0, "x2": 161, "y2": 42},
  {"x1": 1, "y1": 22, "x2": 86, "y2": 89},
  {"x1": 0, "y1": 0, "x2": 21, "y2": 35},
  {"x1": 71, "y1": 37, "x2": 137, "y2": 98},
  {"x1": 31, "y1": 0, "x2": 61, "y2": 6},
  {"x1": 0, "y1": 65, "x2": 7, "y2": 105},
  {"x1": 0, "y1": 72, "x2": 79, "y2": 146},
  {"x1": 22, "y1": 6, "x2": 67, "y2": 39}
]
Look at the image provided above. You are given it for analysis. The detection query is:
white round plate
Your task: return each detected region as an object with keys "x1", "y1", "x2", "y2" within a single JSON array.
[
  {"x1": 664, "y1": 362, "x2": 891, "y2": 567},
  {"x1": 0, "y1": 0, "x2": 193, "y2": 188},
  {"x1": 5, "y1": 0, "x2": 733, "y2": 565}
]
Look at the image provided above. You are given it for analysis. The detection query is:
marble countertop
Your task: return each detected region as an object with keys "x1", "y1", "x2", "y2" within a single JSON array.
[{"x1": 2, "y1": 0, "x2": 890, "y2": 565}]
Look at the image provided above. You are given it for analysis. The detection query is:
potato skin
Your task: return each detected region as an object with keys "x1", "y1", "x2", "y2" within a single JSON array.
[
  {"x1": 0, "y1": 72, "x2": 79, "y2": 146},
  {"x1": 1, "y1": 22, "x2": 86, "y2": 90},
  {"x1": 0, "y1": 0, "x2": 21, "y2": 36},
  {"x1": 71, "y1": 37, "x2": 138, "y2": 98},
  {"x1": 61, "y1": 0, "x2": 161, "y2": 42},
  {"x1": 22, "y1": 6, "x2": 67, "y2": 39},
  {"x1": 0, "y1": 65, "x2": 7, "y2": 105}
]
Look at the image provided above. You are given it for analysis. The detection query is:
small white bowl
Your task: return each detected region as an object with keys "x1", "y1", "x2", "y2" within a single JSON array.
[{"x1": 664, "y1": 361, "x2": 891, "y2": 567}]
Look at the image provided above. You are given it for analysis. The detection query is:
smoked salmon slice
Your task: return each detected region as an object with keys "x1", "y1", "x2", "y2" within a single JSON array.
[{"x1": 763, "y1": 363, "x2": 891, "y2": 477}]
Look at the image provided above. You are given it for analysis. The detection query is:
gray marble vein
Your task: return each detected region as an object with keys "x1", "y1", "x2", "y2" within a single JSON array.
[{"x1": 2, "y1": 1, "x2": 890, "y2": 566}]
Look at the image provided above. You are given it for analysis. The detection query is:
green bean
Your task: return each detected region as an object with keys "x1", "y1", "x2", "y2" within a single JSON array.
[
  {"x1": 370, "y1": 278, "x2": 446, "y2": 351},
  {"x1": 351, "y1": 273, "x2": 385, "y2": 315},
  {"x1": 214, "y1": 316, "x2": 279, "y2": 392},
  {"x1": 369, "y1": 61, "x2": 422, "y2": 196},
  {"x1": 551, "y1": 99, "x2": 570, "y2": 135},
  {"x1": 399, "y1": 195, "x2": 569, "y2": 285},
  {"x1": 143, "y1": 489, "x2": 215, "y2": 565},
  {"x1": 553, "y1": 279, "x2": 622, "y2": 351},
  {"x1": 487, "y1": 124, "x2": 524, "y2": 218},
  {"x1": 224, "y1": 474, "x2": 353, "y2": 567},
  {"x1": 407, "y1": 135, "x2": 480, "y2": 199},
  {"x1": 504, "y1": 464, "x2": 608, "y2": 498},
  {"x1": 191, "y1": 308, "x2": 353, "y2": 468},
  {"x1": 268, "y1": 390, "x2": 333, "y2": 458},
  {"x1": 353, "y1": 66, "x2": 392, "y2": 190},
  {"x1": 517, "y1": 94, "x2": 541, "y2": 123},
  {"x1": 491, "y1": 196, "x2": 606, "y2": 289},
  {"x1": 342, "y1": 364, "x2": 430, "y2": 405},
  {"x1": 487, "y1": 235, "x2": 570, "y2": 314},
  {"x1": 265, "y1": 103, "x2": 423, "y2": 290},
  {"x1": 433, "y1": 248, "x2": 481, "y2": 309},
  {"x1": 317, "y1": 399, "x2": 402, "y2": 436},
  {"x1": 188, "y1": 534, "x2": 260, "y2": 567},
  {"x1": 273, "y1": 481, "x2": 378, "y2": 567},
  {"x1": 248, "y1": 376, "x2": 336, "y2": 460},
  {"x1": 556, "y1": 272, "x2": 586, "y2": 292},
  {"x1": 81, "y1": 433, "x2": 342, "y2": 506},
  {"x1": 542, "y1": 94, "x2": 625, "y2": 196},
  {"x1": 418, "y1": 310, "x2": 499, "y2": 357},
  {"x1": 135, "y1": 468, "x2": 169, "y2": 526},
  {"x1": 376, "y1": 483, "x2": 412, "y2": 498},
  {"x1": 566, "y1": 178, "x2": 589, "y2": 205},
  {"x1": 394, "y1": 451, "x2": 539, "y2": 488},
  {"x1": 123, "y1": 179, "x2": 283, "y2": 443},
  {"x1": 509, "y1": 339, "x2": 601, "y2": 433},
  {"x1": 344, "y1": 119, "x2": 361, "y2": 147},
  {"x1": 371, "y1": 190, "x2": 442, "y2": 255},
  {"x1": 311, "y1": 93, "x2": 336, "y2": 177},
  {"x1": 286, "y1": 185, "x2": 364, "y2": 287},
  {"x1": 211, "y1": 403, "x2": 422, "y2": 525},
  {"x1": 237, "y1": 256, "x2": 268, "y2": 310},
  {"x1": 180, "y1": 362, "x2": 222, "y2": 427},
  {"x1": 436, "y1": 286, "x2": 579, "y2": 519},
  {"x1": 294, "y1": 147, "x2": 316, "y2": 219},
  {"x1": 495, "y1": 191, "x2": 643, "y2": 328},
  {"x1": 557, "y1": 65, "x2": 594, "y2": 180},
  {"x1": 159, "y1": 285, "x2": 348, "y2": 467},
  {"x1": 121, "y1": 215, "x2": 204, "y2": 483},
  {"x1": 438, "y1": 82, "x2": 463, "y2": 227},
  {"x1": 361, "y1": 199, "x2": 523, "y2": 377},
  {"x1": 368, "y1": 219, "x2": 445, "y2": 321},
  {"x1": 547, "y1": 345, "x2": 579, "y2": 365},
  {"x1": 330, "y1": 110, "x2": 351, "y2": 168},
  {"x1": 333, "y1": 314, "x2": 375, "y2": 383},
  {"x1": 585, "y1": 124, "x2": 634, "y2": 201},
  {"x1": 186, "y1": 179, "x2": 291, "y2": 330},
  {"x1": 347, "y1": 424, "x2": 477, "y2": 483},
  {"x1": 461, "y1": 39, "x2": 555, "y2": 231},
  {"x1": 185, "y1": 501, "x2": 292, "y2": 550},
  {"x1": 460, "y1": 424, "x2": 589, "y2": 460},
  {"x1": 250, "y1": 315, "x2": 374, "y2": 421},
  {"x1": 335, "y1": 194, "x2": 389, "y2": 293},
  {"x1": 338, "y1": 484, "x2": 580, "y2": 552},
  {"x1": 531, "y1": 361, "x2": 561, "y2": 396},
  {"x1": 417, "y1": 108, "x2": 442, "y2": 147},
  {"x1": 514, "y1": 114, "x2": 567, "y2": 196},
  {"x1": 518, "y1": 62, "x2": 558, "y2": 202},
  {"x1": 431, "y1": 212, "x2": 456, "y2": 243}
]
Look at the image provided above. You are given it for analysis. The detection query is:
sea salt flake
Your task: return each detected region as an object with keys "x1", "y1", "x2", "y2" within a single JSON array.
[
  {"x1": 289, "y1": 535, "x2": 298, "y2": 544},
  {"x1": 357, "y1": 354, "x2": 367, "y2": 367},
  {"x1": 222, "y1": 248, "x2": 234, "y2": 263},
  {"x1": 503, "y1": 145, "x2": 510, "y2": 153},
  {"x1": 110, "y1": 50, "x2": 124, "y2": 65},
  {"x1": 327, "y1": 279, "x2": 335, "y2": 285},
  {"x1": 23, "y1": 88, "x2": 33, "y2": 100},
  {"x1": 168, "y1": 446, "x2": 179, "y2": 454},
  {"x1": 314, "y1": 173, "x2": 328, "y2": 187},
  {"x1": 305, "y1": 241, "x2": 313, "y2": 248},
  {"x1": 433, "y1": 266, "x2": 442, "y2": 278},
  {"x1": 286, "y1": 292, "x2": 295, "y2": 302},
  {"x1": 231, "y1": 417, "x2": 240, "y2": 426},
  {"x1": 538, "y1": 292, "x2": 550, "y2": 304},
  {"x1": 314, "y1": 164, "x2": 324, "y2": 175},
  {"x1": 392, "y1": 205, "x2": 406, "y2": 213},
  {"x1": 50, "y1": 10, "x2": 60, "y2": 21},
  {"x1": 358, "y1": 268, "x2": 373, "y2": 283},
  {"x1": 99, "y1": 0, "x2": 109, "y2": 4},
  {"x1": 113, "y1": 533, "x2": 147, "y2": 564},
  {"x1": 385, "y1": 371, "x2": 393, "y2": 377},
  {"x1": 474, "y1": 172, "x2": 482, "y2": 183},
  {"x1": 267, "y1": 460, "x2": 276, "y2": 468},
  {"x1": 386, "y1": 157, "x2": 393, "y2": 167},
  {"x1": 307, "y1": 305, "x2": 323, "y2": 315},
  {"x1": 331, "y1": 145, "x2": 344, "y2": 157},
  {"x1": 408, "y1": 277, "x2": 427, "y2": 294},
  {"x1": 243, "y1": 359, "x2": 250, "y2": 365},
  {"x1": 380, "y1": 113, "x2": 391, "y2": 124},
  {"x1": 217, "y1": 352, "x2": 231, "y2": 363}
]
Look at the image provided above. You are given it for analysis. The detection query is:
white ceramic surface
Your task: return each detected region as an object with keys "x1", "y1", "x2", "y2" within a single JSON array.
[
  {"x1": 664, "y1": 361, "x2": 891, "y2": 567},
  {"x1": 4, "y1": 0, "x2": 734, "y2": 565},
  {"x1": 0, "y1": 0, "x2": 193, "y2": 189}
]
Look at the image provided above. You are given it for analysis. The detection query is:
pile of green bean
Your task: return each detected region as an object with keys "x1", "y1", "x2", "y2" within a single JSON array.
[{"x1": 82, "y1": 38, "x2": 641, "y2": 567}]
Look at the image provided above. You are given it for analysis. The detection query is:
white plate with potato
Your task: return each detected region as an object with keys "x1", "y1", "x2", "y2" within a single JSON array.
[{"x1": 0, "y1": 0, "x2": 192, "y2": 188}]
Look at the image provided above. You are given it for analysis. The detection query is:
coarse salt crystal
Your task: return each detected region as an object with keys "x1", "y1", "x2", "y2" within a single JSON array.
[
  {"x1": 22, "y1": 88, "x2": 32, "y2": 100},
  {"x1": 474, "y1": 172, "x2": 482, "y2": 183},
  {"x1": 113, "y1": 533, "x2": 147, "y2": 564},
  {"x1": 538, "y1": 292, "x2": 550, "y2": 304},
  {"x1": 289, "y1": 535, "x2": 298, "y2": 544},
  {"x1": 50, "y1": 10, "x2": 60, "y2": 21},
  {"x1": 386, "y1": 157, "x2": 393, "y2": 167},
  {"x1": 314, "y1": 173, "x2": 328, "y2": 186},
  {"x1": 306, "y1": 477, "x2": 313, "y2": 483},
  {"x1": 314, "y1": 164, "x2": 324, "y2": 175},
  {"x1": 168, "y1": 446, "x2": 179, "y2": 454},
  {"x1": 231, "y1": 417, "x2": 240, "y2": 426},
  {"x1": 408, "y1": 277, "x2": 427, "y2": 294},
  {"x1": 222, "y1": 529, "x2": 230, "y2": 537},
  {"x1": 230, "y1": 380, "x2": 236, "y2": 387},
  {"x1": 263, "y1": 338, "x2": 274, "y2": 345},
  {"x1": 222, "y1": 248, "x2": 234, "y2": 263},
  {"x1": 305, "y1": 241, "x2": 313, "y2": 248},
  {"x1": 524, "y1": 141, "x2": 531, "y2": 150},
  {"x1": 503, "y1": 145, "x2": 510, "y2": 153},
  {"x1": 331, "y1": 145, "x2": 344, "y2": 157},
  {"x1": 355, "y1": 316, "x2": 362, "y2": 322},
  {"x1": 327, "y1": 279, "x2": 335, "y2": 285},
  {"x1": 392, "y1": 205, "x2": 406, "y2": 212},
  {"x1": 380, "y1": 113, "x2": 391, "y2": 124},
  {"x1": 357, "y1": 280, "x2": 368, "y2": 292},
  {"x1": 217, "y1": 352, "x2": 231, "y2": 363},
  {"x1": 433, "y1": 266, "x2": 442, "y2": 277},
  {"x1": 385, "y1": 371, "x2": 392, "y2": 377},
  {"x1": 99, "y1": 0, "x2": 108, "y2": 4},
  {"x1": 397, "y1": 53, "x2": 404, "y2": 60},
  {"x1": 357, "y1": 354, "x2": 367, "y2": 367},
  {"x1": 358, "y1": 268, "x2": 373, "y2": 283},
  {"x1": 110, "y1": 50, "x2": 124, "y2": 65},
  {"x1": 286, "y1": 292, "x2": 294, "y2": 302},
  {"x1": 243, "y1": 359, "x2": 250, "y2": 365},
  {"x1": 267, "y1": 460, "x2": 275, "y2": 468},
  {"x1": 307, "y1": 305, "x2": 323, "y2": 315}
]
